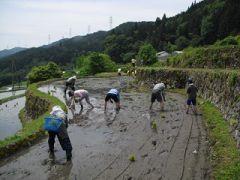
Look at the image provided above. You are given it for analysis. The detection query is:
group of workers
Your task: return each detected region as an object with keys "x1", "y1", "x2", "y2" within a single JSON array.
[{"x1": 47, "y1": 74, "x2": 199, "y2": 162}]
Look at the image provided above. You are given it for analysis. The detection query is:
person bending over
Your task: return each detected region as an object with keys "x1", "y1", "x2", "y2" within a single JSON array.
[
  {"x1": 105, "y1": 89, "x2": 121, "y2": 111},
  {"x1": 48, "y1": 106, "x2": 72, "y2": 161},
  {"x1": 68, "y1": 89, "x2": 94, "y2": 111},
  {"x1": 150, "y1": 82, "x2": 166, "y2": 111},
  {"x1": 64, "y1": 76, "x2": 77, "y2": 95}
]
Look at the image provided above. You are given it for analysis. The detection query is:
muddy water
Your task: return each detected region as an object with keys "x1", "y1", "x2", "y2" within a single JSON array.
[
  {"x1": 0, "y1": 97, "x2": 25, "y2": 140},
  {"x1": 0, "y1": 90, "x2": 25, "y2": 100},
  {"x1": 0, "y1": 77, "x2": 209, "y2": 180}
]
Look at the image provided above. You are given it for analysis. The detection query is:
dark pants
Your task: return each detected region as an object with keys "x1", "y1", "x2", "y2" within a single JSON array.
[
  {"x1": 48, "y1": 131, "x2": 72, "y2": 158},
  {"x1": 64, "y1": 82, "x2": 75, "y2": 94}
]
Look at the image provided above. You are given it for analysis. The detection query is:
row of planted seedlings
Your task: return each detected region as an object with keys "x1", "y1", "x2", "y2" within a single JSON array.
[
  {"x1": 0, "y1": 80, "x2": 66, "y2": 159},
  {"x1": 135, "y1": 67, "x2": 240, "y2": 179}
]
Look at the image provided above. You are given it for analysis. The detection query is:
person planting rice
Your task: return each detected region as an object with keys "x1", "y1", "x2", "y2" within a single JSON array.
[
  {"x1": 68, "y1": 89, "x2": 94, "y2": 111},
  {"x1": 45, "y1": 106, "x2": 72, "y2": 161},
  {"x1": 104, "y1": 88, "x2": 121, "y2": 111},
  {"x1": 149, "y1": 82, "x2": 166, "y2": 111},
  {"x1": 64, "y1": 76, "x2": 77, "y2": 95}
]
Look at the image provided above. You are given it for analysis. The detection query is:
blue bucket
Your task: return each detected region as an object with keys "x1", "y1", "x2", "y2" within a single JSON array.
[{"x1": 44, "y1": 116, "x2": 63, "y2": 132}]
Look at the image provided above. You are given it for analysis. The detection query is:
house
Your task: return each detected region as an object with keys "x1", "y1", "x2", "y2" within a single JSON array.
[{"x1": 156, "y1": 51, "x2": 170, "y2": 61}]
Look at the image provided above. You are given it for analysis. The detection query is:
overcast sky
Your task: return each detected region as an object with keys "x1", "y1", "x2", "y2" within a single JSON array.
[{"x1": 0, "y1": 0, "x2": 201, "y2": 50}]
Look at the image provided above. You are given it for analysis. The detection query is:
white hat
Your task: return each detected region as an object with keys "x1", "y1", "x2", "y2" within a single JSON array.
[
  {"x1": 50, "y1": 106, "x2": 66, "y2": 120},
  {"x1": 50, "y1": 105, "x2": 63, "y2": 115},
  {"x1": 118, "y1": 68, "x2": 121, "y2": 73}
]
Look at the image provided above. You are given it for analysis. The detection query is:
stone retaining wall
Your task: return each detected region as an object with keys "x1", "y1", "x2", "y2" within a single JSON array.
[{"x1": 136, "y1": 68, "x2": 240, "y2": 124}]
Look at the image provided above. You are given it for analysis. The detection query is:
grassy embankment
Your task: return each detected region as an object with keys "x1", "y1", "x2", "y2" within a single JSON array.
[
  {"x1": 169, "y1": 88, "x2": 240, "y2": 179},
  {"x1": 0, "y1": 93, "x2": 25, "y2": 105},
  {"x1": 0, "y1": 82, "x2": 66, "y2": 158}
]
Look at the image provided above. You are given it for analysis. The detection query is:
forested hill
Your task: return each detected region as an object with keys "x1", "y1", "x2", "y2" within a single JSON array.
[
  {"x1": 0, "y1": 0, "x2": 239, "y2": 86},
  {"x1": 0, "y1": 47, "x2": 27, "y2": 59}
]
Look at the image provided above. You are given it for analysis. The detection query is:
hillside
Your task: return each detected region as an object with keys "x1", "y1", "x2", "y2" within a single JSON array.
[
  {"x1": 0, "y1": 0, "x2": 239, "y2": 86},
  {"x1": 0, "y1": 47, "x2": 27, "y2": 59}
]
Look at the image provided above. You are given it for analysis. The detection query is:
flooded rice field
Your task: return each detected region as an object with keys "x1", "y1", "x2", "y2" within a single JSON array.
[
  {"x1": 0, "y1": 90, "x2": 25, "y2": 100},
  {"x1": 0, "y1": 77, "x2": 209, "y2": 180},
  {"x1": 0, "y1": 97, "x2": 25, "y2": 140}
]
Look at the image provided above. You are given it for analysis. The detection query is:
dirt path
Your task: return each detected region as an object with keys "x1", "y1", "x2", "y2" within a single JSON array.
[{"x1": 0, "y1": 77, "x2": 209, "y2": 180}]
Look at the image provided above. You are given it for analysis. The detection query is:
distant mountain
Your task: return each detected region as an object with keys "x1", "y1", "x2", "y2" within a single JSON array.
[
  {"x1": 0, "y1": 0, "x2": 239, "y2": 86},
  {"x1": 0, "y1": 47, "x2": 27, "y2": 59}
]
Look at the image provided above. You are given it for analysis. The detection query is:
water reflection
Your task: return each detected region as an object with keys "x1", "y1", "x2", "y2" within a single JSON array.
[{"x1": 0, "y1": 97, "x2": 25, "y2": 140}]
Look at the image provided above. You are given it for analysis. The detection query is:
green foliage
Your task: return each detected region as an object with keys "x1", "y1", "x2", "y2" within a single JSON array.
[
  {"x1": 166, "y1": 87, "x2": 240, "y2": 179},
  {"x1": 137, "y1": 43, "x2": 157, "y2": 65},
  {"x1": 201, "y1": 15, "x2": 215, "y2": 43},
  {"x1": 175, "y1": 36, "x2": 190, "y2": 50},
  {"x1": 151, "y1": 120, "x2": 157, "y2": 129},
  {"x1": 229, "y1": 72, "x2": 238, "y2": 87},
  {"x1": 0, "y1": 93, "x2": 25, "y2": 105},
  {"x1": 164, "y1": 42, "x2": 177, "y2": 53},
  {"x1": 200, "y1": 101, "x2": 240, "y2": 179},
  {"x1": 166, "y1": 45, "x2": 240, "y2": 69},
  {"x1": 1, "y1": 0, "x2": 240, "y2": 86},
  {"x1": 215, "y1": 36, "x2": 239, "y2": 46},
  {"x1": 75, "y1": 52, "x2": 116, "y2": 76},
  {"x1": 129, "y1": 154, "x2": 136, "y2": 162},
  {"x1": 122, "y1": 52, "x2": 136, "y2": 63},
  {"x1": 27, "y1": 62, "x2": 62, "y2": 84},
  {"x1": 0, "y1": 82, "x2": 66, "y2": 157}
]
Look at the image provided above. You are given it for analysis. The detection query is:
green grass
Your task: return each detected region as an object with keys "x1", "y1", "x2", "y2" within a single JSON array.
[
  {"x1": 0, "y1": 93, "x2": 25, "y2": 105},
  {"x1": 201, "y1": 101, "x2": 240, "y2": 179},
  {"x1": 138, "y1": 66, "x2": 240, "y2": 75},
  {"x1": 169, "y1": 88, "x2": 240, "y2": 179},
  {"x1": 94, "y1": 72, "x2": 127, "y2": 78},
  {"x1": 0, "y1": 81, "x2": 66, "y2": 157}
]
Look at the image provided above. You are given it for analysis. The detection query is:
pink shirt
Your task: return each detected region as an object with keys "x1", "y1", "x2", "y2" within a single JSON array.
[{"x1": 74, "y1": 90, "x2": 88, "y2": 99}]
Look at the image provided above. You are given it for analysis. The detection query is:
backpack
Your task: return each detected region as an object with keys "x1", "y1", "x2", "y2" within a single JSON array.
[{"x1": 44, "y1": 116, "x2": 63, "y2": 132}]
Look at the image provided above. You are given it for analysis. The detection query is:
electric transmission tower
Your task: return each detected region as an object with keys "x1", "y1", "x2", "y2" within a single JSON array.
[
  {"x1": 48, "y1": 34, "x2": 51, "y2": 44},
  {"x1": 109, "y1": 16, "x2": 113, "y2": 30},
  {"x1": 88, "y1": 25, "x2": 91, "y2": 34},
  {"x1": 69, "y1": 28, "x2": 72, "y2": 38}
]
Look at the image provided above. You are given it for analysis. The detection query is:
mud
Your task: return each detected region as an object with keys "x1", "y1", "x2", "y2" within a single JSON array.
[
  {"x1": 0, "y1": 77, "x2": 209, "y2": 180},
  {"x1": 0, "y1": 97, "x2": 25, "y2": 140}
]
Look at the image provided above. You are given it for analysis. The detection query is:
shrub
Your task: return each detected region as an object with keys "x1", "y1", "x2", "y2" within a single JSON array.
[
  {"x1": 137, "y1": 43, "x2": 157, "y2": 65},
  {"x1": 27, "y1": 62, "x2": 62, "y2": 84},
  {"x1": 215, "y1": 36, "x2": 238, "y2": 46},
  {"x1": 75, "y1": 52, "x2": 117, "y2": 76}
]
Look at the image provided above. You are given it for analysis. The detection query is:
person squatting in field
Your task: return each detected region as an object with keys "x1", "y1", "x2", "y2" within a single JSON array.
[{"x1": 150, "y1": 82, "x2": 166, "y2": 111}]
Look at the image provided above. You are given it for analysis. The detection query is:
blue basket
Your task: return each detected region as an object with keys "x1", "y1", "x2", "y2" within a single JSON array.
[{"x1": 44, "y1": 116, "x2": 63, "y2": 132}]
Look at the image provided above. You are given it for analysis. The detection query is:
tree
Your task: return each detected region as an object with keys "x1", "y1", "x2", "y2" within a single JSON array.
[
  {"x1": 175, "y1": 36, "x2": 190, "y2": 50},
  {"x1": 201, "y1": 16, "x2": 215, "y2": 43},
  {"x1": 75, "y1": 52, "x2": 116, "y2": 75},
  {"x1": 138, "y1": 43, "x2": 157, "y2": 65},
  {"x1": 27, "y1": 62, "x2": 62, "y2": 83},
  {"x1": 89, "y1": 53, "x2": 105, "y2": 74}
]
